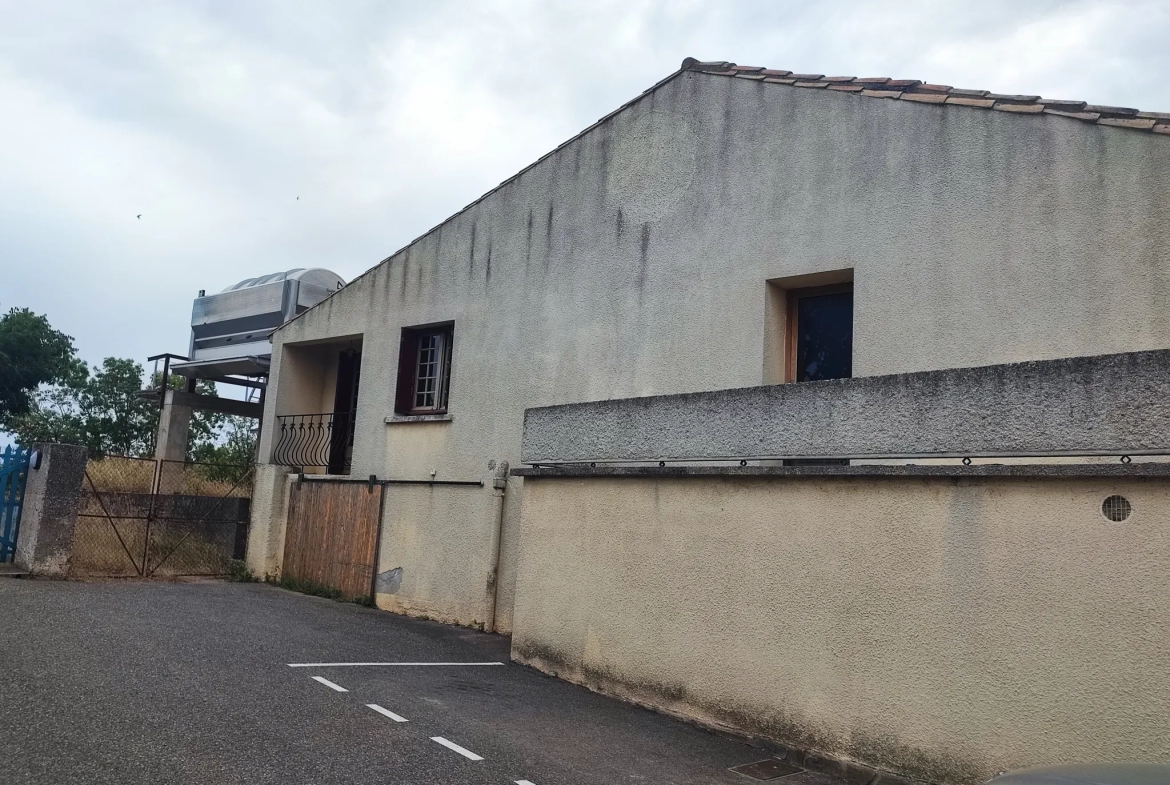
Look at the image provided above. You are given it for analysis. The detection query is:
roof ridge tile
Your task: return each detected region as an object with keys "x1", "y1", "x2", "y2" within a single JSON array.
[{"x1": 679, "y1": 56, "x2": 1167, "y2": 137}]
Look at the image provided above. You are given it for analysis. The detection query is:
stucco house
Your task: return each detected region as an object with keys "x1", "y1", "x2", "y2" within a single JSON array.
[{"x1": 245, "y1": 58, "x2": 1170, "y2": 782}]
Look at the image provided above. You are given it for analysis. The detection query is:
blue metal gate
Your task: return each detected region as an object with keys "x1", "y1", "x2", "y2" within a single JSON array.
[{"x1": 1, "y1": 445, "x2": 32, "y2": 562}]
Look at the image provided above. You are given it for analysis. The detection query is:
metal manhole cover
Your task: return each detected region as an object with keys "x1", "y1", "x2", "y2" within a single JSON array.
[{"x1": 730, "y1": 759, "x2": 804, "y2": 780}]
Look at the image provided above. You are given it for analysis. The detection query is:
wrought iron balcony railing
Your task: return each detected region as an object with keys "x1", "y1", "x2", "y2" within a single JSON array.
[{"x1": 272, "y1": 413, "x2": 355, "y2": 474}]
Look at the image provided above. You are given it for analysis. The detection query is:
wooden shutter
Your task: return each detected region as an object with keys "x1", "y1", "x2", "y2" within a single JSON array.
[{"x1": 394, "y1": 329, "x2": 419, "y2": 414}]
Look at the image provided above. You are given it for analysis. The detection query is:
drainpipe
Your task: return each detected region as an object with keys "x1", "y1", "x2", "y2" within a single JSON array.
[{"x1": 484, "y1": 460, "x2": 509, "y2": 634}]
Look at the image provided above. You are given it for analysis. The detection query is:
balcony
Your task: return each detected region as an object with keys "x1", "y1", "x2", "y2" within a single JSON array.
[{"x1": 271, "y1": 413, "x2": 356, "y2": 475}]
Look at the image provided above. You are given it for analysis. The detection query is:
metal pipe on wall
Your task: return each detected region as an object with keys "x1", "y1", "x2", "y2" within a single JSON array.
[{"x1": 483, "y1": 461, "x2": 509, "y2": 634}]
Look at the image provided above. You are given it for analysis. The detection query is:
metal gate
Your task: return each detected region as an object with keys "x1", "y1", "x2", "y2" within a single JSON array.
[
  {"x1": 74, "y1": 456, "x2": 253, "y2": 577},
  {"x1": 0, "y1": 445, "x2": 32, "y2": 562},
  {"x1": 281, "y1": 478, "x2": 383, "y2": 601}
]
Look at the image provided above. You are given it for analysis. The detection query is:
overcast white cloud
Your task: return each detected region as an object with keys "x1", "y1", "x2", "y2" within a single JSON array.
[{"x1": 2, "y1": 0, "x2": 1168, "y2": 367}]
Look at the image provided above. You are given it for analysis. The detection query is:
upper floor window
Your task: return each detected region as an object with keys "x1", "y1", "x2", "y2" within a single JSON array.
[
  {"x1": 788, "y1": 283, "x2": 853, "y2": 382},
  {"x1": 395, "y1": 323, "x2": 453, "y2": 415}
]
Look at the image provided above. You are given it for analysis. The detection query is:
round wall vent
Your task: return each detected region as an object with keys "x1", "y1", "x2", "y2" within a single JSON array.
[{"x1": 1102, "y1": 495, "x2": 1133, "y2": 522}]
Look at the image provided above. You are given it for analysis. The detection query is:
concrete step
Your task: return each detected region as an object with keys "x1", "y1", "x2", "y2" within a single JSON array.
[{"x1": 0, "y1": 564, "x2": 30, "y2": 578}]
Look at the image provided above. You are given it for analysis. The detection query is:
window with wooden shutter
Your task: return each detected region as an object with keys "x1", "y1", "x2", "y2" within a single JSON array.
[{"x1": 394, "y1": 323, "x2": 454, "y2": 415}]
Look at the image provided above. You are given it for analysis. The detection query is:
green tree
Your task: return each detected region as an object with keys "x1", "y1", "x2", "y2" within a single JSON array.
[
  {"x1": 2, "y1": 357, "x2": 247, "y2": 461},
  {"x1": 0, "y1": 307, "x2": 76, "y2": 421}
]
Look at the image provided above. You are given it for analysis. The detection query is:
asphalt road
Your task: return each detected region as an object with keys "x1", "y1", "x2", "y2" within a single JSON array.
[{"x1": 0, "y1": 579, "x2": 840, "y2": 785}]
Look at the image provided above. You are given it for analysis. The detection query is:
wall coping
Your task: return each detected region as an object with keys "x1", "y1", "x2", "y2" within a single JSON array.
[
  {"x1": 512, "y1": 463, "x2": 1170, "y2": 480},
  {"x1": 521, "y1": 349, "x2": 1170, "y2": 464}
]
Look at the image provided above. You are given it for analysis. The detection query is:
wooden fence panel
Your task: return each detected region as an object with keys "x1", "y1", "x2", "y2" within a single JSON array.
[{"x1": 282, "y1": 480, "x2": 381, "y2": 600}]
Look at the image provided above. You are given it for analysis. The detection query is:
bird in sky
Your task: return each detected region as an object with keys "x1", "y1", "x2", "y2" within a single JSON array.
[{"x1": 137, "y1": 214, "x2": 142, "y2": 219}]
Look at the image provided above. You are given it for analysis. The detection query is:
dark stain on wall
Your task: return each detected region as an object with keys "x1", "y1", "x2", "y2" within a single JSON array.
[
  {"x1": 512, "y1": 640, "x2": 983, "y2": 785},
  {"x1": 469, "y1": 221, "x2": 477, "y2": 277},
  {"x1": 400, "y1": 248, "x2": 410, "y2": 300},
  {"x1": 638, "y1": 223, "x2": 651, "y2": 296},
  {"x1": 525, "y1": 208, "x2": 534, "y2": 274},
  {"x1": 485, "y1": 240, "x2": 493, "y2": 283},
  {"x1": 616, "y1": 209, "x2": 624, "y2": 240},
  {"x1": 546, "y1": 203, "x2": 555, "y2": 267}
]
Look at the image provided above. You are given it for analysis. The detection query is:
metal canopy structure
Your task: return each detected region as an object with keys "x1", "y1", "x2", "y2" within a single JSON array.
[
  {"x1": 170, "y1": 267, "x2": 345, "y2": 380},
  {"x1": 144, "y1": 268, "x2": 346, "y2": 462}
]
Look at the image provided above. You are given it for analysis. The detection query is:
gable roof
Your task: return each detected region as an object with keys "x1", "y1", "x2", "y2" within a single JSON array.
[
  {"x1": 279, "y1": 56, "x2": 1167, "y2": 332},
  {"x1": 683, "y1": 58, "x2": 1170, "y2": 136}
]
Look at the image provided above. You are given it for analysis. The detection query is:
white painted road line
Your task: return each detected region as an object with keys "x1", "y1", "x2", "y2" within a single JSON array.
[
  {"x1": 310, "y1": 676, "x2": 348, "y2": 692},
  {"x1": 288, "y1": 662, "x2": 505, "y2": 668},
  {"x1": 366, "y1": 703, "x2": 408, "y2": 722},
  {"x1": 516, "y1": 780, "x2": 537, "y2": 784},
  {"x1": 430, "y1": 736, "x2": 484, "y2": 761}
]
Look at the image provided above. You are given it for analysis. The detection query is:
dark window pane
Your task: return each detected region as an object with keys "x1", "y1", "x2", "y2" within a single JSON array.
[{"x1": 796, "y1": 291, "x2": 853, "y2": 382}]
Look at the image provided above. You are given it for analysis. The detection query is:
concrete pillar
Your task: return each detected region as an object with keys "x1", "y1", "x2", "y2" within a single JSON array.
[
  {"x1": 154, "y1": 389, "x2": 194, "y2": 462},
  {"x1": 245, "y1": 463, "x2": 295, "y2": 579},
  {"x1": 14, "y1": 443, "x2": 88, "y2": 577}
]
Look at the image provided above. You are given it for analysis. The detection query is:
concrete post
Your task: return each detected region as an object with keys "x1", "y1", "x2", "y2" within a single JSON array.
[
  {"x1": 154, "y1": 389, "x2": 194, "y2": 462},
  {"x1": 14, "y1": 443, "x2": 88, "y2": 577},
  {"x1": 245, "y1": 463, "x2": 295, "y2": 579}
]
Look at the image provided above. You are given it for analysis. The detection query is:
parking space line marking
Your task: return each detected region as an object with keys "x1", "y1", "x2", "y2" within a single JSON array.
[
  {"x1": 366, "y1": 703, "x2": 408, "y2": 722},
  {"x1": 311, "y1": 676, "x2": 348, "y2": 692},
  {"x1": 288, "y1": 662, "x2": 505, "y2": 667},
  {"x1": 430, "y1": 736, "x2": 484, "y2": 761},
  {"x1": 516, "y1": 780, "x2": 537, "y2": 784}
]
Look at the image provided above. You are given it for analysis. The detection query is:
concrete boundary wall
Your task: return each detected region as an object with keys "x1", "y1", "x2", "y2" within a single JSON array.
[
  {"x1": 521, "y1": 349, "x2": 1170, "y2": 463},
  {"x1": 14, "y1": 443, "x2": 87, "y2": 576},
  {"x1": 511, "y1": 472, "x2": 1170, "y2": 784}
]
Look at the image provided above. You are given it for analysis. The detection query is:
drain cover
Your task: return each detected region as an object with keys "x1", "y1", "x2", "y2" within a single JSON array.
[{"x1": 730, "y1": 758, "x2": 804, "y2": 780}]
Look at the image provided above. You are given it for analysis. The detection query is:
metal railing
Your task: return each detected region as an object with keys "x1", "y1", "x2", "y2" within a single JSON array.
[{"x1": 272, "y1": 413, "x2": 355, "y2": 473}]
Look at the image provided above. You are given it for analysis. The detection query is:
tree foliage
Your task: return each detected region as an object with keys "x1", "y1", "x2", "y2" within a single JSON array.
[
  {"x1": 0, "y1": 307, "x2": 77, "y2": 421},
  {"x1": 0, "y1": 306, "x2": 255, "y2": 464},
  {"x1": 3, "y1": 356, "x2": 256, "y2": 464}
]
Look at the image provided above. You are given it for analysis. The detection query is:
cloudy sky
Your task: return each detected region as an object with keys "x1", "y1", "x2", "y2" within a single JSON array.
[{"x1": 3, "y1": 0, "x2": 1168, "y2": 371}]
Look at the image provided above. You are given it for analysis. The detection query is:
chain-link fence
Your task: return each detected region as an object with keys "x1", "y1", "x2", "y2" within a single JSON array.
[{"x1": 73, "y1": 456, "x2": 252, "y2": 578}]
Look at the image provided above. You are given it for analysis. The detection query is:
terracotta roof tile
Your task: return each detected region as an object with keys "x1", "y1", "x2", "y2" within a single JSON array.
[
  {"x1": 1038, "y1": 99, "x2": 1088, "y2": 112},
  {"x1": 987, "y1": 93, "x2": 1041, "y2": 103},
  {"x1": 946, "y1": 96, "x2": 995, "y2": 108},
  {"x1": 1085, "y1": 104, "x2": 1139, "y2": 116},
  {"x1": 901, "y1": 93, "x2": 948, "y2": 104},
  {"x1": 1044, "y1": 108, "x2": 1101, "y2": 121},
  {"x1": 994, "y1": 103, "x2": 1045, "y2": 114},
  {"x1": 1099, "y1": 117, "x2": 1157, "y2": 129},
  {"x1": 679, "y1": 57, "x2": 1167, "y2": 137}
]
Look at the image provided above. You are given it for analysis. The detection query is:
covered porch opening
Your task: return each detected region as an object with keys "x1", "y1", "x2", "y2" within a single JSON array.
[{"x1": 270, "y1": 335, "x2": 364, "y2": 475}]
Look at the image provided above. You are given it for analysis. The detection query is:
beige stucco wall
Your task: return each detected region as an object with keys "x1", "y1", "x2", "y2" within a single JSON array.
[
  {"x1": 251, "y1": 69, "x2": 1170, "y2": 631},
  {"x1": 511, "y1": 474, "x2": 1170, "y2": 784}
]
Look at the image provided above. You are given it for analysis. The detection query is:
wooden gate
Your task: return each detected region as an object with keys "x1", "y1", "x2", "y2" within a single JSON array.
[{"x1": 282, "y1": 479, "x2": 382, "y2": 601}]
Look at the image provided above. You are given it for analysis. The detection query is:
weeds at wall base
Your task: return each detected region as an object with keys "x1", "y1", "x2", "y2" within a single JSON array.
[
  {"x1": 269, "y1": 573, "x2": 373, "y2": 606},
  {"x1": 227, "y1": 559, "x2": 256, "y2": 583}
]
